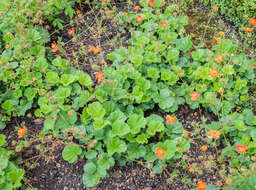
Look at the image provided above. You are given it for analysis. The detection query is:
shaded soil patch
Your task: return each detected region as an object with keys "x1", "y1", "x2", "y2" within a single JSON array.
[{"x1": 50, "y1": 0, "x2": 139, "y2": 83}]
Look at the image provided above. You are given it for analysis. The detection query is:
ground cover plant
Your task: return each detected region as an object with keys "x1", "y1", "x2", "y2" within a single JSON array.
[{"x1": 0, "y1": 0, "x2": 255, "y2": 189}]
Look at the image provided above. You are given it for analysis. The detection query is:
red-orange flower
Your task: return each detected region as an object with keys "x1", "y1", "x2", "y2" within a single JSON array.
[
  {"x1": 76, "y1": 9, "x2": 81, "y2": 14},
  {"x1": 18, "y1": 126, "x2": 27, "y2": 138},
  {"x1": 219, "y1": 88, "x2": 224, "y2": 95},
  {"x1": 214, "y1": 55, "x2": 224, "y2": 63},
  {"x1": 148, "y1": 0, "x2": 154, "y2": 6},
  {"x1": 134, "y1": 6, "x2": 141, "y2": 10},
  {"x1": 208, "y1": 67, "x2": 221, "y2": 78},
  {"x1": 197, "y1": 181, "x2": 207, "y2": 190},
  {"x1": 155, "y1": 147, "x2": 165, "y2": 159},
  {"x1": 215, "y1": 37, "x2": 221, "y2": 44},
  {"x1": 249, "y1": 17, "x2": 256, "y2": 26},
  {"x1": 51, "y1": 42, "x2": 58, "y2": 52},
  {"x1": 166, "y1": 115, "x2": 176, "y2": 125},
  {"x1": 242, "y1": 27, "x2": 254, "y2": 32},
  {"x1": 235, "y1": 145, "x2": 248, "y2": 154},
  {"x1": 95, "y1": 72, "x2": 104, "y2": 83},
  {"x1": 190, "y1": 91, "x2": 200, "y2": 101},
  {"x1": 100, "y1": 0, "x2": 106, "y2": 2},
  {"x1": 207, "y1": 130, "x2": 221, "y2": 140},
  {"x1": 178, "y1": 71, "x2": 184, "y2": 76},
  {"x1": 68, "y1": 27, "x2": 75, "y2": 35},
  {"x1": 136, "y1": 16, "x2": 143, "y2": 22},
  {"x1": 88, "y1": 45, "x2": 101, "y2": 55},
  {"x1": 161, "y1": 21, "x2": 168, "y2": 28}
]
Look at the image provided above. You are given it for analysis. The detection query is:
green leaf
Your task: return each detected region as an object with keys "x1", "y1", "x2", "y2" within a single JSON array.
[
  {"x1": 61, "y1": 74, "x2": 75, "y2": 86},
  {"x1": 206, "y1": 184, "x2": 220, "y2": 190},
  {"x1": 43, "y1": 118, "x2": 55, "y2": 131},
  {"x1": 83, "y1": 162, "x2": 100, "y2": 187},
  {"x1": 54, "y1": 87, "x2": 71, "y2": 99},
  {"x1": 131, "y1": 54, "x2": 143, "y2": 67},
  {"x1": 2, "y1": 100, "x2": 14, "y2": 111},
  {"x1": 24, "y1": 88, "x2": 37, "y2": 101},
  {"x1": 127, "y1": 114, "x2": 147, "y2": 134},
  {"x1": 192, "y1": 49, "x2": 206, "y2": 62},
  {"x1": 166, "y1": 48, "x2": 179, "y2": 62},
  {"x1": 235, "y1": 79, "x2": 247, "y2": 92},
  {"x1": 152, "y1": 164, "x2": 163, "y2": 174},
  {"x1": 77, "y1": 71, "x2": 93, "y2": 90},
  {"x1": 111, "y1": 120, "x2": 130, "y2": 137},
  {"x1": 175, "y1": 37, "x2": 192, "y2": 52},
  {"x1": 83, "y1": 162, "x2": 97, "y2": 174},
  {"x1": 0, "y1": 134, "x2": 6, "y2": 146},
  {"x1": 97, "y1": 154, "x2": 115, "y2": 170},
  {"x1": 147, "y1": 121, "x2": 165, "y2": 136},
  {"x1": 87, "y1": 102, "x2": 105, "y2": 119},
  {"x1": 136, "y1": 133, "x2": 148, "y2": 144},
  {"x1": 222, "y1": 65, "x2": 234, "y2": 75},
  {"x1": 127, "y1": 143, "x2": 146, "y2": 159},
  {"x1": 107, "y1": 110, "x2": 127, "y2": 124},
  {"x1": 85, "y1": 150, "x2": 97, "y2": 159},
  {"x1": 147, "y1": 67, "x2": 160, "y2": 81},
  {"x1": 93, "y1": 118, "x2": 106, "y2": 130},
  {"x1": 234, "y1": 120, "x2": 247, "y2": 131},
  {"x1": 107, "y1": 138, "x2": 127, "y2": 156},
  {"x1": 161, "y1": 70, "x2": 179, "y2": 85},
  {"x1": 46, "y1": 72, "x2": 59, "y2": 84},
  {"x1": 95, "y1": 88, "x2": 108, "y2": 103},
  {"x1": 7, "y1": 168, "x2": 24, "y2": 188},
  {"x1": 62, "y1": 145, "x2": 82, "y2": 164}
]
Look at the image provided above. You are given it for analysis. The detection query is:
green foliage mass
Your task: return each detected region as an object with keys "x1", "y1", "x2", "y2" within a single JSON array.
[
  {"x1": 0, "y1": 0, "x2": 255, "y2": 189},
  {"x1": 200, "y1": 0, "x2": 256, "y2": 28}
]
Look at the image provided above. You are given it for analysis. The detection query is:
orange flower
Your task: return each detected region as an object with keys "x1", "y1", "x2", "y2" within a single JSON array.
[
  {"x1": 18, "y1": 126, "x2": 27, "y2": 138},
  {"x1": 189, "y1": 167, "x2": 194, "y2": 173},
  {"x1": 68, "y1": 27, "x2": 75, "y2": 35},
  {"x1": 207, "y1": 130, "x2": 221, "y2": 140},
  {"x1": 242, "y1": 27, "x2": 254, "y2": 32},
  {"x1": 178, "y1": 71, "x2": 184, "y2": 76},
  {"x1": 215, "y1": 37, "x2": 221, "y2": 44},
  {"x1": 68, "y1": 110, "x2": 73, "y2": 116},
  {"x1": 155, "y1": 147, "x2": 165, "y2": 159},
  {"x1": 88, "y1": 45, "x2": 101, "y2": 54},
  {"x1": 5, "y1": 44, "x2": 9, "y2": 49},
  {"x1": 161, "y1": 21, "x2": 168, "y2": 28},
  {"x1": 214, "y1": 55, "x2": 224, "y2": 63},
  {"x1": 166, "y1": 115, "x2": 176, "y2": 125},
  {"x1": 197, "y1": 181, "x2": 207, "y2": 190},
  {"x1": 100, "y1": 0, "x2": 106, "y2": 2},
  {"x1": 95, "y1": 72, "x2": 104, "y2": 83},
  {"x1": 134, "y1": 6, "x2": 141, "y2": 10},
  {"x1": 190, "y1": 91, "x2": 200, "y2": 101},
  {"x1": 235, "y1": 145, "x2": 248, "y2": 154},
  {"x1": 20, "y1": 9, "x2": 26, "y2": 13},
  {"x1": 208, "y1": 67, "x2": 221, "y2": 78},
  {"x1": 201, "y1": 145, "x2": 208, "y2": 151},
  {"x1": 249, "y1": 17, "x2": 256, "y2": 26},
  {"x1": 76, "y1": 9, "x2": 81, "y2": 14},
  {"x1": 51, "y1": 42, "x2": 58, "y2": 52},
  {"x1": 148, "y1": 0, "x2": 154, "y2": 6},
  {"x1": 226, "y1": 178, "x2": 232, "y2": 185},
  {"x1": 180, "y1": 0, "x2": 184, "y2": 2},
  {"x1": 219, "y1": 88, "x2": 224, "y2": 95},
  {"x1": 218, "y1": 31, "x2": 225, "y2": 36},
  {"x1": 253, "y1": 65, "x2": 256, "y2": 69},
  {"x1": 136, "y1": 16, "x2": 143, "y2": 22}
]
